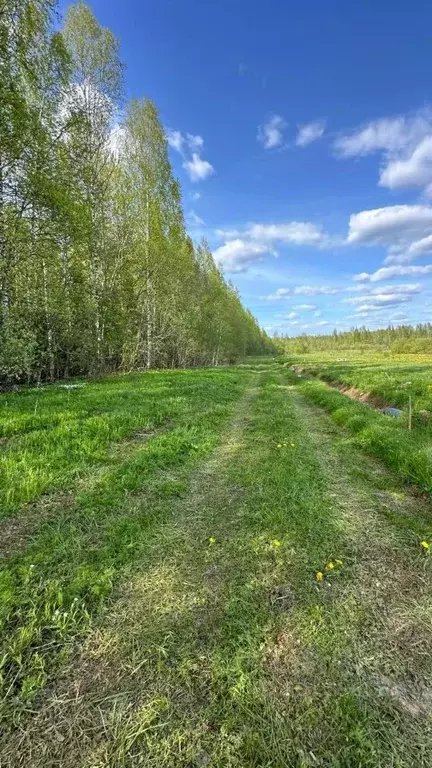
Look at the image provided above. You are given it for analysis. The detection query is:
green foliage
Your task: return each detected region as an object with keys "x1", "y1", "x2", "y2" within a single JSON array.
[
  {"x1": 0, "y1": 1, "x2": 274, "y2": 385},
  {"x1": 282, "y1": 323, "x2": 432, "y2": 354}
]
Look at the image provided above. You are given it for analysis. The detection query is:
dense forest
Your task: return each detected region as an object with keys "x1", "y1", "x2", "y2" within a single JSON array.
[
  {"x1": 281, "y1": 323, "x2": 432, "y2": 354},
  {"x1": 0, "y1": 0, "x2": 274, "y2": 385}
]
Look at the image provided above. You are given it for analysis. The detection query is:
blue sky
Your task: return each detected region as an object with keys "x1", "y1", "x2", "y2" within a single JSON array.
[{"x1": 60, "y1": 0, "x2": 432, "y2": 335}]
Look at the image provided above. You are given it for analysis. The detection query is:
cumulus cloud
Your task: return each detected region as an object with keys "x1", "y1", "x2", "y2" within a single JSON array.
[
  {"x1": 213, "y1": 239, "x2": 274, "y2": 273},
  {"x1": 167, "y1": 130, "x2": 184, "y2": 153},
  {"x1": 257, "y1": 114, "x2": 286, "y2": 149},
  {"x1": 380, "y1": 136, "x2": 432, "y2": 192},
  {"x1": 294, "y1": 304, "x2": 317, "y2": 311},
  {"x1": 296, "y1": 120, "x2": 326, "y2": 147},
  {"x1": 334, "y1": 109, "x2": 432, "y2": 194},
  {"x1": 344, "y1": 283, "x2": 423, "y2": 310},
  {"x1": 286, "y1": 312, "x2": 298, "y2": 320},
  {"x1": 183, "y1": 153, "x2": 215, "y2": 182},
  {"x1": 213, "y1": 219, "x2": 336, "y2": 273},
  {"x1": 353, "y1": 264, "x2": 432, "y2": 282},
  {"x1": 347, "y1": 205, "x2": 432, "y2": 246},
  {"x1": 294, "y1": 285, "x2": 339, "y2": 295},
  {"x1": 186, "y1": 133, "x2": 204, "y2": 151},
  {"x1": 247, "y1": 221, "x2": 332, "y2": 247},
  {"x1": 264, "y1": 288, "x2": 291, "y2": 300},
  {"x1": 167, "y1": 129, "x2": 214, "y2": 182}
]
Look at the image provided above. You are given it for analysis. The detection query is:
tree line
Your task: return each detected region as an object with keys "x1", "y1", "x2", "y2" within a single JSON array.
[
  {"x1": 0, "y1": 0, "x2": 274, "y2": 384},
  {"x1": 280, "y1": 324, "x2": 432, "y2": 354}
]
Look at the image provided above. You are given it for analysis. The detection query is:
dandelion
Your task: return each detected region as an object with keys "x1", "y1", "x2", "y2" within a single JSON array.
[
  {"x1": 271, "y1": 539, "x2": 282, "y2": 549},
  {"x1": 208, "y1": 537, "x2": 216, "y2": 545},
  {"x1": 420, "y1": 540, "x2": 430, "y2": 550},
  {"x1": 277, "y1": 443, "x2": 282, "y2": 448},
  {"x1": 315, "y1": 571, "x2": 324, "y2": 582},
  {"x1": 326, "y1": 562, "x2": 335, "y2": 570}
]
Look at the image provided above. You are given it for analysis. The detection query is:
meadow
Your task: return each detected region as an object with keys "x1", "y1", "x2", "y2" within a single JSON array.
[{"x1": 1, "y1": 359, "x2": 432, "y2": 767}]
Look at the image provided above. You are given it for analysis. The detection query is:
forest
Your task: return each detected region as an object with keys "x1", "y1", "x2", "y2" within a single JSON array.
[
  {"x1": 280, "y1": 322, "x2": 432, "y2": 354},
  {"x1": 0, "y1": 0, "x2": 274, "y2": 386}
]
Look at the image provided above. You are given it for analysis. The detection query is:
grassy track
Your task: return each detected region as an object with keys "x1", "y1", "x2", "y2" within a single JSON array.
[{"x1": 2, "y1": 362, "x2": 432, "y2": 766}]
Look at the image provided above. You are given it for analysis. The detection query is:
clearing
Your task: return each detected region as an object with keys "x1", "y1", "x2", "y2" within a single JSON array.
[{"x1": 1, "y1": 359, "x2": 432, "y2": 767}]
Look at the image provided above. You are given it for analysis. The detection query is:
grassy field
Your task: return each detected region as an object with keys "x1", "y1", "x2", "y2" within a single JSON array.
[
  {"x1": 1, "y1": 359, "x2": 432, "y2": 766},
  {"x1": 290, "y1": 351, "x2": 432, "y2": 412},
  {"x1": 287, "y1": 353, "x2": 432, "y2": 495}
]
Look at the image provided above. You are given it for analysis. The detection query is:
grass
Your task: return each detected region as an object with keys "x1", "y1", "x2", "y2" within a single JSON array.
[
  {"x1": 288, "y1": 351, "x2": 432, "y2": 413},
  {"x1": 0, "y1": 367, "x2": 250, "y2": 725},
  {"x1": 285, "y1": 353, "x2": 432, "y2": 494},
  {"x1": 1, "y1": 359, "x2": 432, "y2": 766}
]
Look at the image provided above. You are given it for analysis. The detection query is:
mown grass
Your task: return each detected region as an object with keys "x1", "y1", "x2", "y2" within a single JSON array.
[
  {"x1": 2, "y1": 364, "x2": 432, "y2": 767},
  {"x1": 0, "y1": 370, "x2": 250, "y2": 516},
  {"x1": 0, "y1": 367, "x2": 251, "y2": 727}
]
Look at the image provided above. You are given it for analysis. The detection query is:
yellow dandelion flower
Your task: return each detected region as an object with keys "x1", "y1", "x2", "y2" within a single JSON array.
[
  {"x1": 271, "y1": 539, "x2": 282, "y2": 548},
  {"x1": 208, "y1": 537, "x2": 216, "y2": 545},
  {"x1": 315, "y1": 571, "x2": 324, "y2": 582},
  {"x1": 420, "y1": 540, "x2": 430, "y2": 550},
  {"x1": 326, "y1": 561, "x2": 335, "y2": 570}
]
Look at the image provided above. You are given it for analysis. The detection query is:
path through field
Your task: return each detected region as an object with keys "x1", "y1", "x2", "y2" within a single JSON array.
[{"x1": 2, "y1": 365, "x2": 432, "y2": 767}]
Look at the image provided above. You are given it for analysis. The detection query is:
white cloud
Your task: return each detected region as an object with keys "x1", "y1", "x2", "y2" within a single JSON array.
[
  {"x1": 294, "y1": 303, "x2": 317, "y2": 311},
  {"x1": 334, "y1": 114, "x2": 431, "y2": 157},
  {"x1": 264, "y1": 288, "x2": 291, "y2": 300},
  {"x1": 167, "y1": 130, "x2": 184, "y2": 153},
  {"x1": 334, "y1": 109, "x2": 432, "y2": 195},
  {"x1": 384, "y1": 233, "x2": 432, "y2": 265},
  {"x1": 296, "y1": 120, "x2": 326, "y2": 147},
  {"x1": 257, "y1": 114, "x2": 286, "y2": 149},
  {"x1": 191, "y1": 191, "x2": 201, "y2": 201},
  {"x1": 286, "y1": 312, "x2": 298, "y2": 320},
  {"x1": 186, "y1": 133, "x2": 204, "y2": 151},
  {"x1": 294, "y1": 285, "x2": 339, "y2": 295},
  {"x1": 213, "y1": 219, "x2": 336, "y2": 274},
  {"x1": 187, "y1": 210, "x2": 205, "y2": 227},
  {"x1": 167, "y1": 129, "x2": 214, "y2": 183},
  {"x1": 380, "y1": 136, "x2": 432, "y2": 191},
  {"x1": 344, "y1": 283, "x2": 423, "y2": 309},
  {"x1": 347, "y1": 205, "x2": 432, "y2": 246},
  {"x1": 183, "y1": 152, "x2": 215, "y2": 182},
  {"x1": 354, "y1": 264, "x2": 432, "y2": 282},
  {"x1": 213, "y1": 239, "x2": 274, "y2": 273},
  {"x1": 247, "y1": 221, "x2": 332, "y2": 247}
]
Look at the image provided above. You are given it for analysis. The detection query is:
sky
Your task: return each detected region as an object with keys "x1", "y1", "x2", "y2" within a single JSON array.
[{"x1": 60, "y1": 0, "x2": 432, "y2": 336}]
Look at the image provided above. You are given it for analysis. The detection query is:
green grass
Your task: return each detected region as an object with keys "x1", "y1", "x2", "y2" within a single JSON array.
[
  {"x1": 0, "y1": 367, "x2": 250, "y2": 725},
  {"x1": 284, "y1": 353, "x2": 432, "y2": 495},
  {"x1": 288, "y1": 352, "x2": 432, "y2": 413},
  {"x1": 1, "y1": 359, "x2": 432, "y2": 766},
  {"x1": 0, "y1": 370, "x2": 246, "y2": 515}
]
